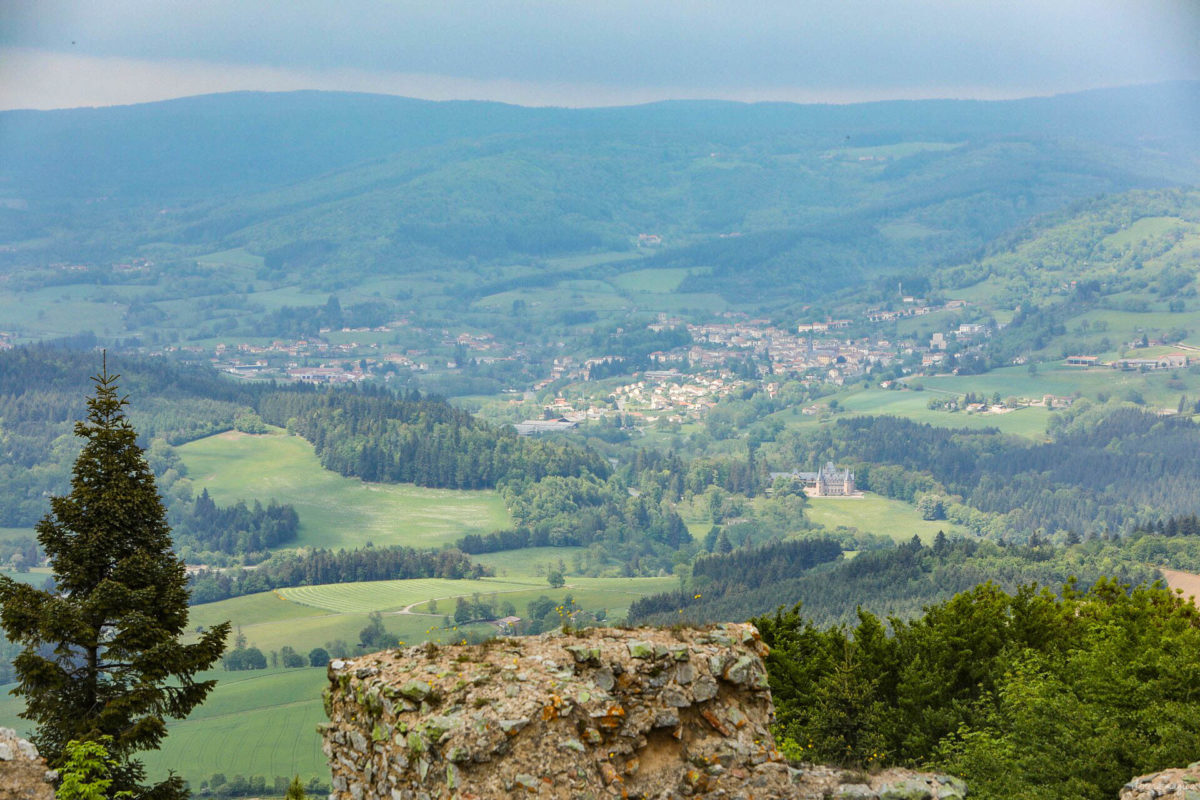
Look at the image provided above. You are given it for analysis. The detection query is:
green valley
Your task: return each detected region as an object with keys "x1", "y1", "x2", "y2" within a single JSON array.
[{"x1": 178, "y1": 429, "x2": 512, "y2": 551}]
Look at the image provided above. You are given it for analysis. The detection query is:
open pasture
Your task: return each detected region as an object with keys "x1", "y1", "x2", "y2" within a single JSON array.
[
  {"x1": 473, "y1": 546, "x2": 587, "y2": 577},
  {"x1": 277, "y1": 577, "x2": 543, "y2": 613},
  {"x1": 920, "y1": 363, "x2": 1200, "y2": 408},
  {"x1": 1161, "y1": 568, "x2": 1200, "y2": 604},
  {"x1": 405, "y1": 575, "x2": 677, "y2": 620},
  {"x1": 0, "y1": 567, "x2": 52, "y2": 587},
  {"x1": 771, "y1": 386, "x2": 1052, "y2": 439},
  {"x1": 804, "y1": 493, "x2": 966, "y2": 544},
  {"x1": 188, "y1": 592, "x2": 450, "y2": 654},
  {"x1": 178, "y1": 429, "x2": 512, "y2": 550},
  {"x1": 140, "y1": 666, "x2": 329, "y2": 786},
  {"x1": 611, "y1": 268, "x2": 691, "y2": 293},
  {"x1": 0, "y1": 286, "x2": 127, "y2": 340}
]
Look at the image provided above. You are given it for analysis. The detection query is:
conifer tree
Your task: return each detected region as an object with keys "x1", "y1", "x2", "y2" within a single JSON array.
[{"x1": 0, "y1": 360, "x2": 229, "y2": 800}]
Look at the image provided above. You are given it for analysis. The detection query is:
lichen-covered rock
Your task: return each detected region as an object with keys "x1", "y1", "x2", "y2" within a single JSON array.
[
  {"x1": 322, "y1": 624, "x2": 967, "y2": 799},
  {"x1": 1121, "y1": 762, "x2": 1200, "y2": 800},
  {"x1": 0, "y1": 728, "x2": 55, "y2": 800}
]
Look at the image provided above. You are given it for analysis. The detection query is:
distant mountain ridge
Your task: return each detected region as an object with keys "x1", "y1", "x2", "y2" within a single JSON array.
[
  {"x1": 3, "y1": 82, "x2": 1199, "y2": 202},
  {"x1": 2, "y1": 82, "x2": 1198, "y2": 306}
]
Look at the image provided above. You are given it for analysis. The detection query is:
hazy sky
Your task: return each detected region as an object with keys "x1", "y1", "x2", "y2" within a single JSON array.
[{"x1": 2, "y1": 0, "x2": 1199, "y2": 110}]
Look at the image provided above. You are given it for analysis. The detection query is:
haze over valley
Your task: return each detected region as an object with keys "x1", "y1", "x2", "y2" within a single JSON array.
[{"x1": 2, "y1": 5, "x2": 1200, "y2": 797}]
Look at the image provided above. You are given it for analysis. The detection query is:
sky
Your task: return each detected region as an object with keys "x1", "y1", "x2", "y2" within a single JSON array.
[{"x1": 1, "y1": 0, "x2": 1199, "y2": 110}]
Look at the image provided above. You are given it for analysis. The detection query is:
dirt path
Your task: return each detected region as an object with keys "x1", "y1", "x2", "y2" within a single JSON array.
[{"x1": 1160, "y1": 568, "x2": 1200, "y2": 603}]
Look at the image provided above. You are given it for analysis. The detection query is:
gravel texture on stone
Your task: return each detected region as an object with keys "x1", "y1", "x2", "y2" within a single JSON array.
[
  {"x1": 321, "y1": 624, "x2": 968, "y2": 799},
  {"x1": 0, "y1": 728, "x2": 54, "y2": 800},
  {"x1": 1121, "y1": 762, "x2": 1200, "y2": 800}
]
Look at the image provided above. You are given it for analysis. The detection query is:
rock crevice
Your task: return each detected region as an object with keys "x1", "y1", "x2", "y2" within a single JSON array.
[{"x1": 321, "y1": 624, "x2": 966, "y2": 799}]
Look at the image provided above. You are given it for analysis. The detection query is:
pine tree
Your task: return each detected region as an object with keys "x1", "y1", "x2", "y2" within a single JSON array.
[{"x1": 0, "y1": 360, "x2": 229, "y2": 800}]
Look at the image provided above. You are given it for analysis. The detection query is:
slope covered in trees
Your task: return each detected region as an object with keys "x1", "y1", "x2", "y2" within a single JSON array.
[
  {"x1": 755, "y1": 579, "x2": 1200, "y2": 800},
  {"x1": 630, "y1": 534, "x2": 1158, "y2": 627},
  {"x1": 257, "y1": 388, "x2": 611, "y2": 489},
  {"x1": 4, "y1": 85, "x2": 1199, "y2": 317}
]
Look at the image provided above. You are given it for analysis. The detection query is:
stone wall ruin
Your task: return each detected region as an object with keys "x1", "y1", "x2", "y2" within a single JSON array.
[{"x1": 321, "y1": 623, "x2": 968, "y2": 799}]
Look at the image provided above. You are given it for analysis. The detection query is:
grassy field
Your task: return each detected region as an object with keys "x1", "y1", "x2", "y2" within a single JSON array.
[
  {"x1": 141, "y1": 667, "x2": 329, "y2": 785},
  {"x1": 178, "y1": 429, "x2": 512, "y2": 550},
  {"x1": 0, "y1": 669, "x2": 329, "y2": 789},
  {"x1": 804, "y1": 493, "x2": 966, "y2": 544},
  {"x1": 0, "y1": 567, "x2": 52, "y2": 587},
  {"x1": 770, "y1": 358, "x2": 1200, "y2": 443},
  {"x1": 473, "y1": 546, "x2": 586, "y2": 577},
  {"x1": 919, "y1": 363, "x2": 1200, "y2": 409},
  {"x1": 278, "y1": 577, "x2": 543, "y2": 613},
  {"x1": 770, "y1": 387, "x2": 1053, "y2": 439},
  {"x1": 0, "y1": 568, "x2": 682, "y2": 787},
  {"x1": 611, "y1": 268, "x2": 691, "y2": 293},
  {"x1": 1161, "y1": 568, "x2": 1200, "y2": 604}
]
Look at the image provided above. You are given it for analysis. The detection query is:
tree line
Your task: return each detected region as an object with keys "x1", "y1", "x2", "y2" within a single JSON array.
[
  {"x1": 630, "y1": 533, "x2": 1158, "y2": 628},
  {"x1": 755, "y1": 578, "x2": 1200, "y2": 800},
  {"x1": 188, "y1": 545, "x2": 487, "y2": 604},
  {"x1": 256, "y1": 387, "x2": 611, "y2": 489},
  {"x1": 170, "y1": 489, "x2": 299, "y2": 556}
]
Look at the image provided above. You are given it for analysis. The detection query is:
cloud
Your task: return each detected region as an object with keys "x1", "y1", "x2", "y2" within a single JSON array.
[{"x1": 0, "y1": 47, "x2": 1176, "y2": 111}]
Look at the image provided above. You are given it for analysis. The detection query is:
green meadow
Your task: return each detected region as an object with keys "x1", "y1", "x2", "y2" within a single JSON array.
[
  {"x1": 473, "y1": 546, "x2": 587, "y2": 577},
  {"x1": 278, "y1": 577, "x2": 543, "y2": 613},
  {"x1": 178, "y1": 429, "x2": 512, "y2": 550},
  {"x1": 0, "y1": 567, "x2": 52, "y2": 587},
  {"x1": 140, "y1": 667, "x2": 329, "y2": 785},
  {"x1": 804, "y1": 493, "x2": 966, "y2": 544},
  {"x1": 771, "y1": 359, "x2": 1200, "y2": 445},
  {"x1": 611, "y1": 268, "x2": 692, "y2": 293},
  {"x1": 769, "y1": 387, "x2": 1053, "y2": 439}
]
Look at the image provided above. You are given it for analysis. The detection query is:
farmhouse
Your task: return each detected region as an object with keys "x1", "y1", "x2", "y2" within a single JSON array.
[{"x1": 1112, "y1": 354, "x2": 1189, "y2": 371}]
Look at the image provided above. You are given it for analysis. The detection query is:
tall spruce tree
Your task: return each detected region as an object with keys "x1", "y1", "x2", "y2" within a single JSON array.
[{"x1": 0, "y1": 360, "x2": 229, "y2": 799}]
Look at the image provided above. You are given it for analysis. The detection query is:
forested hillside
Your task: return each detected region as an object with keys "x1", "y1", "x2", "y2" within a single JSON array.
[
  {"x1": 257, "y1": 389, "x2": 610, "y2": 488},
  {"x1": 3, "y1": 84, "x2": 1199, "y2": 329},
  {"x1": 629, "y1": 534, "x2": 1158, "y2": 626},
  {"x1": 755, "y1": 579, "x2": 1200, "y2": 800}
]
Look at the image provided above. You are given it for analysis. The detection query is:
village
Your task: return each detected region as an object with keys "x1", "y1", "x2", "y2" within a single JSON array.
[{"x1": 121, "y1": 289, "x2": 1197, "y2": 433}]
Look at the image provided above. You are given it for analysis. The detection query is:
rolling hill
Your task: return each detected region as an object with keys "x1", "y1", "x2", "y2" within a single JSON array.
[{"x1": 3, "y1": 83, "x2": 1199, "y2": 323}]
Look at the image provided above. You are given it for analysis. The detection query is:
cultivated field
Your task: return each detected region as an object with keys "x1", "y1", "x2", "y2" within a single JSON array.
[
  {"x1": 178, "y1": 429, "x2": 512, "y2": 550},
  {"x1": 1161, "y1": 568, "x2": 1200, "y2": 604}
]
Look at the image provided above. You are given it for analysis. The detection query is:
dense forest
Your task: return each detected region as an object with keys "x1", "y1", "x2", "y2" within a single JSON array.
[
  {"x1": 755, "y1": 579, "x2": 1200, "y2": 800},
  {"x1": 187, "y1": 545, "x2": 487, "y2": 604},
  {"x1": 171, "y1": 490, "x2": 299, "y2": 557},
  {"x1": 257, "y1": 388, "x2": 611, "y2": 489},
  {"x1": 630, "y1": 534, "x2": 1158, "y2": 627}
]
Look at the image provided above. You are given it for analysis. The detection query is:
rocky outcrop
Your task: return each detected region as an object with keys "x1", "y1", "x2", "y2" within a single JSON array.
[
  {"x1": 1121, "y1": 762, "x2": 1200, "y2": 800},
  {"x1": 0, "y1": 729, "x2": 54, "y2": 800},
  {"x1": 321, "y1": 624, "x2": 967, "y2": 799}
]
